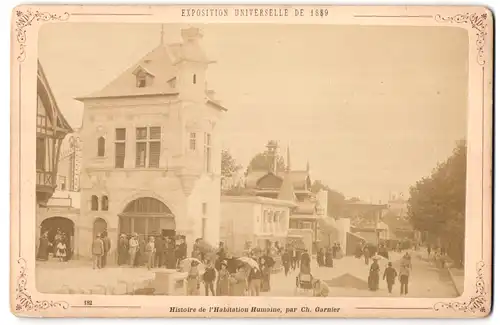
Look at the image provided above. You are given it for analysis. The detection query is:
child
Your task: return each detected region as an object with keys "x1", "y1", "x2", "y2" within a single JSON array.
[
  {"x1": 145, "y1": 236, "x2": 156, "y2": 270},
  {"x1": 202, "y1": 262, "x2": 217, "y2": 296},
  {"x1": 186, "y1": 261, "x2": 200, "y2": 296},
  {"x1": 382, "y1": 262, "x2": 398, "y2": 293},
  {"x1": 56, "y1": 241, "x2": 67, "y2": 262},
  {"x1": 312, "y1": 279, "x2": 330, "y2": 297}
]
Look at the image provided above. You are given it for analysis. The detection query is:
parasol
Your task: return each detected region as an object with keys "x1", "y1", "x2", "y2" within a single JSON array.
[
  {"x1": 237, "y1": 256, "x2": 259, "y2": 269},
  {"x1": 180, "y1": 257, "x2": 205, "y2": 272}
]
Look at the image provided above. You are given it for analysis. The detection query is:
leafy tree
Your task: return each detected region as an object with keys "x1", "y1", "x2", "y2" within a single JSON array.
[
  {"x1": 310, "y1": 180, "x2": 346, "y2": 217},
  {"x1": 221, "y1": 149, "x2": 242, "y2": 177},
  {"x1": 407, "y1": 140, "x2": 466, "y2": 266},
  {"x1": 311, "y1": 180, "x2": 326, "y2": 193},
  {"x1": 246, "y1": 152, "x2": 286, "y2": 174}
]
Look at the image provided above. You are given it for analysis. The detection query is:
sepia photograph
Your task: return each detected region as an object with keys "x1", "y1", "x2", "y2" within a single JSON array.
[
  {"x1": 11, "y1": 5, "x2": 492, "y2": 318},
  {"x1": 35, "y1": 22, "x2": 468, "y2": 298}
]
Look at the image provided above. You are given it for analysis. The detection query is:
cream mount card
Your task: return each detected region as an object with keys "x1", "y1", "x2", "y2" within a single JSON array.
[{"x1": 10, "y1": 5, "x2": 492, "y2": 318}]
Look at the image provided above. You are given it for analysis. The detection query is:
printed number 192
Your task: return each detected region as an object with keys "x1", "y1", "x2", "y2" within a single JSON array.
[{"x1": 84, "y1": 300, "x2": 93, "y2": 306}]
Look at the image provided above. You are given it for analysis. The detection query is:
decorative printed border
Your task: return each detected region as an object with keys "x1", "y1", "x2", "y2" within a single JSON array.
[
  {"x1": 11, "y1": 6, "x2": 491, "y2": 317},
  {"x1": 435, "y1": 12, "x2": 488, "y2": 65},
  {"x1": 15, "y1": 9, "x2": 70, "y2": 62},
  {"x1": 15, "y1": 258, "x2": 69, "y2": 313},
  {"x1": 433, "y1": 261, "x2": 488, "y2": 314}
]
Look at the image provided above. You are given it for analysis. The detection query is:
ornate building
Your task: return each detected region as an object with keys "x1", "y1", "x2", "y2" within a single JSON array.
[
  {"x1": 75, "y1": 27, "x2": 227, "y2": 258},
  {"x1": 36, "y1": 61, "x2": 74, "y2": 255},
  {"x1": 245, "y1": 143, "x2": 336, "y2": 252}
]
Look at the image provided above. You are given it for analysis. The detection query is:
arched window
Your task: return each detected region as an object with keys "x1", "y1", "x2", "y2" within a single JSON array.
[
  {"x1": 97, "y1": 136, "x2": 105, "y2": 157},
  {"x1": 91, "y1": 195, "x2": 99, "y2": 211},
  {"x1": 101, "y1": 195, "x2": 109, "y2": 211},
  {"x1": 192, "y1": 74, "x2": 197, "y2": 84}
]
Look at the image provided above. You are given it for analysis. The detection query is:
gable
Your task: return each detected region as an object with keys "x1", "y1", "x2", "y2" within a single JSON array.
[
  {"x1": 256, "y1": 173, "x2": 283, "y2": 189},
  {"x1": 77, "y1": 45, "x2": 179, "y2": 100},
  {"x1": 37, "y1": 61, "x2": 73, "y2": 133}
]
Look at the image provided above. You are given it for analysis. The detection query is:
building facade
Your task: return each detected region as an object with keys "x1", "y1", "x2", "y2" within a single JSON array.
[
  {"x1": 36, "y1": 61, "x2": 73, "y2": 251},
  {"x1": 75, "y1": 28, "x2": 226, "y2": 258},
  {"x1": 245, "y1": 144, "x2": 336, "y2": 252},
  {"x1": 220, "y1": 196, "x2": 295, "y2": 255}
]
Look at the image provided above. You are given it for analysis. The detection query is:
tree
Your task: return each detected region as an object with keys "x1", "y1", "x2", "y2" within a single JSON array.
[
  {"x1": 310, "y1": 180, "x2": 346, "y2": 217},
  {"x1": 407, "y1": 140, "x2": 466, "y2": 266},
  {"x1": 221, "y1": 149, "x2": 242, "y2": 177},
  {"x1": 246, "y1": 152, "x2": 286, "y2": 174}
]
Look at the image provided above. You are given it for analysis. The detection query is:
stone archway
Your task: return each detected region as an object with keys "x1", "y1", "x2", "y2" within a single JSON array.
[
  {"x1": 93, "y1": 217, "x2": 108, "y2": 239},
  {"x1": 40, "y1": 217, "x2": 75, "y2": 259},
  {"x1": 118, "y1": 197, "x2": 175, "y2": 241}
]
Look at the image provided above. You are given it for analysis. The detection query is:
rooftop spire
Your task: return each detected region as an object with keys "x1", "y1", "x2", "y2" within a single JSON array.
[
  {"x1": 160, "y1": 24, "x2": 165, "y2": 45},
  {"x1": 286, "y1": 146, "x2": 291, "y2": 172}
]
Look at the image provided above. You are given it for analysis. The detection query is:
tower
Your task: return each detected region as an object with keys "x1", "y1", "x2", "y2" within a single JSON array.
[
  {"x1": 176, "y1": 27, "x2": 211, "y2": 102},
  {"x1": 266, "y1": 140, "x2": 279, "y2": 173}
]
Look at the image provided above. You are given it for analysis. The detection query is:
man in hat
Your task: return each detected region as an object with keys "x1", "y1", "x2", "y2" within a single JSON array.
[
  {"x1": 155, "y1": 234, "x2": 166, "y2": 268},
  {"x1": 383, "y1": 261, "x2": 398, "y2": 293},
  {"x1": 92, "y1": 233, "x2": 104, "y2": 269},
  {"x1": 399, "y1": 264, "x2": 411, "y2": 295},
  {"x1": 129, "y1": 233, "x2": 139, "y2": 267},
  {"x1": 202, "y1": 260, "x2": 217, "y2": 296},
  {"x1": 100, "y1": 231, "x2": 111, "y2": 268},
  {"x1": 118, "y1": 234, "x2": 128, "y2": 266}
]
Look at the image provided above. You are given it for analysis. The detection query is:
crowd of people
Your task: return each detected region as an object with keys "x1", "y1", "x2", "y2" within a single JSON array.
[
  {"x1": 367, "y1": 252, "x2": 412, "y2": 295},
  {"x1": 36, "y1": 228, "x2": 72, "y2": 262},
  {"x1": 184, "y1": 241, "x2": 278, "y2": 296},
  {"x1": 90, "y1": 231, "x2": 189, "y2": 270},
  {"x1": 316, "y1": 243, "x2": 343, "y2": 268}
]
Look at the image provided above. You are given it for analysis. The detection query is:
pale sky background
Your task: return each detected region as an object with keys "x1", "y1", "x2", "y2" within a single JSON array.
[{"x1": 38, "y1": 23, "x2": 468, "y2": 203}]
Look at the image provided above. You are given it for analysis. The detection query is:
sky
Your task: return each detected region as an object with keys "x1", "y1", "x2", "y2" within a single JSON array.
[{"x1": 38, "y1": 23, "x2": 468, "y2": 203}]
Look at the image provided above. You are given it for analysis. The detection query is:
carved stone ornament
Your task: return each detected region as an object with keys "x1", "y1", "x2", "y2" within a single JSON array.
[
  {"x1": 433, "y1": 261, "x2": 488, "y2": 314},
  {"x1": 179, "y1": 174, "x2": 200, "y2": 196},
  {"x1": 435, "y1": 12, "x2": 488, "y2": 65},
  {"x1": 15, "y1": 258, "x2": 69, "y2": 313},
  {"x1": 15, "y1": 9, "x2": 70, "y2": 62}
]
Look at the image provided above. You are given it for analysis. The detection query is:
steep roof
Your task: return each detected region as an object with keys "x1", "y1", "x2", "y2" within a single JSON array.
[
  {"x1": 277, "y1": 171, "x2": 297, "y2": 202},
  {"x1": 246, "y1": 170, "x2": 311, "y2": 190},
  {"x1": 77, "y1": 45, "x2": 180, "y2": 100},
  {"x1": 37, "y1": 60, "x2": 73, "y2": 133}
]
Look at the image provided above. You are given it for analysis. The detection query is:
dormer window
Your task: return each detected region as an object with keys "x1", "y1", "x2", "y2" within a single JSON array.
[
  {"x1": 132, "y1": 65, "x2": 154, "y2": 88},
  {"x1": 168, "y1": 78, "x2": 176, "y2": 88},
  {"x1": 137, "y1": 76, "x2": 146, "y2": 88}
]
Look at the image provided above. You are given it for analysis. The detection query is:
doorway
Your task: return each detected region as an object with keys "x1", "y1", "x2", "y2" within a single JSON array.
[
  {"x1": 93, "y1": 217, "x2": 108, "y2": 238},
  {"x1": 40, "y1": 217, "x2": 75, "y2": 259},
  {"x1": 118, "y1": 197, "x2": 175, "y2": 242}
]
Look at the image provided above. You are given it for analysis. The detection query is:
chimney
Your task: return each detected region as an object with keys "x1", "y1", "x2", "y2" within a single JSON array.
[{"x1": 181, "y1": 27, "x2": 203, "y2": 43}]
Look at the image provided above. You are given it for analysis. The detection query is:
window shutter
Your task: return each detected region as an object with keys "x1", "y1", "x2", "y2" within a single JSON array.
[
  {"x1": 115, "y1": 143, "x2": 125, "y2": 168},
  {"x1": 150, "y1": 127, "x2": 161, "y2": 140},
  {"x1": 149, "y1": 142, "x2": 160, "y2": 168}
]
